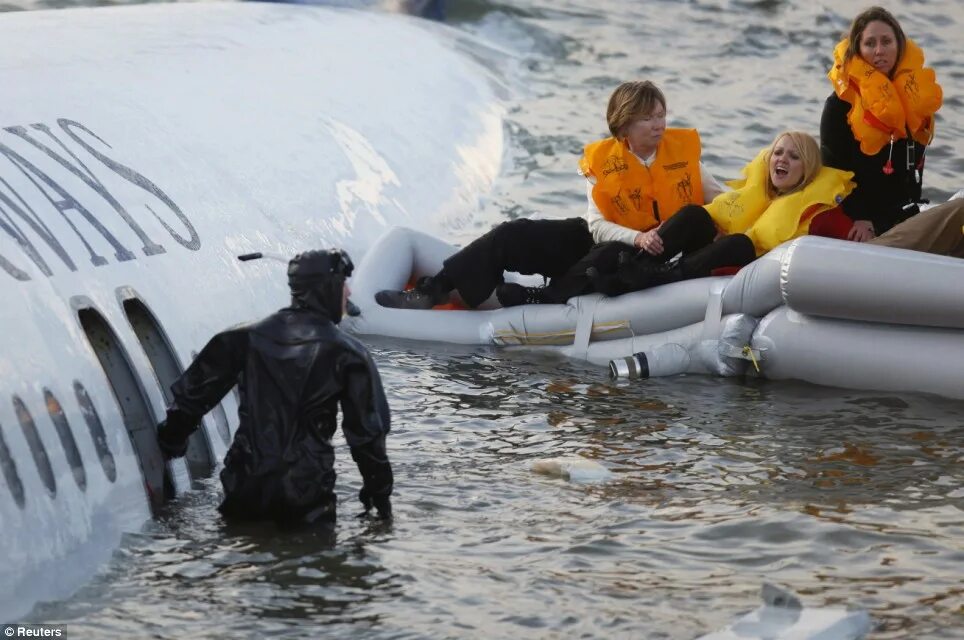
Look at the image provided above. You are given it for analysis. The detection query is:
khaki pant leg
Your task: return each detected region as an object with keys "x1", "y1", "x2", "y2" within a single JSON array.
[{"x1": 869, "y1": 199, "x2": 964, "y2": 258}]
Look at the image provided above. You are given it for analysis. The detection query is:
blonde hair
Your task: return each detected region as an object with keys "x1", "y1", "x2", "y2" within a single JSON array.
[
  {"x1": 765, "y1": 131, "x2": 822, "y2": 199},
  {"x1": 843, "y1": 6, "x2": 906, "y2": 79},
  {"x1": 606, "y1": 81, "x2": 666, "y2": 138}
]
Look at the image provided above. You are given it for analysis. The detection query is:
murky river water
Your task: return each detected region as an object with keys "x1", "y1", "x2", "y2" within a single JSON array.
[{"x1": 10, "y1": 0, "x2": 964, "y2": 637}]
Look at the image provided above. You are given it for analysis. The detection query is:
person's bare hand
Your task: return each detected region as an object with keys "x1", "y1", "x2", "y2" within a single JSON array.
[
  {"x1": 848, "y1": 220, "x2": 876, "y2": 242},
  {"x1": 634, "y1": 227, "x2": 664, "y2": 255}
]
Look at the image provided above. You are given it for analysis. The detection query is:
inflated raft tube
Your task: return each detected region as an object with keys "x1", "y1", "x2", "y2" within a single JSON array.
[
  {"x1": 348, "y1": 226, "x2": 734, "y2": 345},
  {"x1": 751, "y1": 308, "x2": 964, "y2": 400},
  {"x1": 605, "y1": 306, "x2": 964, "y2": 401},
  {"x1": 602, "y1": 237, "x2": 964, "y2": 400},
  {"x1": 780, "y1": 237, "x2": 964, "y2": 329},
  {"x1": 348, "y1": 226, "x2": 964, "y2": 400},
  {"x1": 349, "y1": 226, "x2": 804, "y2": 346},
  {"x1": 577, "y1": 313, "x2": 759, "y2": 377}
]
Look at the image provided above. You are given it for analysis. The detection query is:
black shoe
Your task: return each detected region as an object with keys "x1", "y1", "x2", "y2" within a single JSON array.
[
  {"x1": 375, "y1": 276, "x2": 448, "y2": 310},
  {"x1": 586, "y1": 266, "x2": 627, "y2": 297},
  {"x1": 651, "y1": 262, "x2": 685, "y2": 287},
  {"x1": 618, "y1": 260, "x2": 683, "y2": 292},
  {"x1": 496, "y1": 282, "x2": 549, "y2": 307}
]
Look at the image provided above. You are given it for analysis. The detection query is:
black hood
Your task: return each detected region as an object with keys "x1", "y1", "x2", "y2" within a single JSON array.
[{"x1": 287, "y1": 249, "x2": 354, "y2": 323}]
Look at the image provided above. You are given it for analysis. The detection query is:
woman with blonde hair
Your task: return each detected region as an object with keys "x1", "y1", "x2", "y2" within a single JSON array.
[{"x1": 592, "y1": 130, "x2": 855, "y2": 295}]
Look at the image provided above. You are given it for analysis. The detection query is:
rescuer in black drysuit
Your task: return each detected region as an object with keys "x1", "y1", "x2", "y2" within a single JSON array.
[{"x1": 156, "y1": 249, "x2": 393, "y2": 524}]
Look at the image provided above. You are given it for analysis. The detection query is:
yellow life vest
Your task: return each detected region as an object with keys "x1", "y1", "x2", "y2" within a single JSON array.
[
  {"x1": 579, "y1": 129, "x2": 703, "y2": 232},
  {"x1": 828, "y1": 38, "x2": 942, "y2": 156},
  {"x1": 705, "y1": 148, "x2": 855, "y2": 256}
]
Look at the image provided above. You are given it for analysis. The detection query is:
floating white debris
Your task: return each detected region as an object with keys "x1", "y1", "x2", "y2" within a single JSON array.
[
  {"x1": 698, "y1": 583, "x2": 873, "y2": 640},
  {"x1": 530, "y1": 457, "x2": 613, "y2": 484}
]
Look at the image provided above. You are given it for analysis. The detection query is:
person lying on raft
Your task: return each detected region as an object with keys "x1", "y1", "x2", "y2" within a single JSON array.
[
  {"x1": 374, "y1": 80, "x2": 724, "y2": 310},
  {"x1": 820, "y1": 5, "x2": 963, "y2": 258},
  {"x1": 588, "y1": 131, "x2": 855, "y2": 296}
]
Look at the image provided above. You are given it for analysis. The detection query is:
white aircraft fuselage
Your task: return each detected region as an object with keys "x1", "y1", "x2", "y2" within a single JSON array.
[{"x1": 0, "y1": 2, "x2": 504, "y2": 620}]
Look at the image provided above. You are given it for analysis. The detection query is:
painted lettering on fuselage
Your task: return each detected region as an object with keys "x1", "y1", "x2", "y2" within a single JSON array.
[{"x1": 0, "y1": 119, "x2": 199, "y2": 282}]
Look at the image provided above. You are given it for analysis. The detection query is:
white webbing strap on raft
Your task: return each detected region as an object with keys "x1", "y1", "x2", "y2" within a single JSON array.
[
  {"x1": 700, "y1": 280, "x2": 726, "y2": 341},
  {"x1": 571, "y1": 293, "x2": 605, "y2": 361}
]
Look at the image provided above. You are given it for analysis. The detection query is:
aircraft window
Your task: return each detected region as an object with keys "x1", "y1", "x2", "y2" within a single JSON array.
[
  {"x1": 73, "y1": 381, "x2": 117, "y2": 483},
  {"x1": 0, "y1": 423, "x2": 26, "y2": 508},
  {"x1": 45, "y1": 389, "x2": 87, "y2": 491},
  {"x1": 13, "y1": 395, "x2": 56, "y2": 497}
]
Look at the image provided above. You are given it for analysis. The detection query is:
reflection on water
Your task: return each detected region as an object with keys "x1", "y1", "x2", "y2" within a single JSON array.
[
  {"x1": 378, "y1": 346, "x2": 962, "y2": 638},
  {"x1": 10, "y1": 0, "x2": 964, "y2": 636},
  {"x1": 34, "y1": 345, "x2": 964, "y2": 638},
  {"x1": 33, "y1": 483, "x2": 401, "y2": 638}
]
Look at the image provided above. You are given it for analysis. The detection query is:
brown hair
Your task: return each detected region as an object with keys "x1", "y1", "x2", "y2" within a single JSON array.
[
  {"x1": 765, "y1": 131, "x2": 822, "y2": 199},
  {"x1": 606, "y1": 81, "x2": 666, "y2": 138},
  {"x1": 843, "y1": 6, "x2": 906, "y2": 79}
]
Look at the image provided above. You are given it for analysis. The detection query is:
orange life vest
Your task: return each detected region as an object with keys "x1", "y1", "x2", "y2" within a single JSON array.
[
  {"x1": 828, "y1": 38, "x2": 942, "y2": 156},
  {"x1": 579, "y1": 129, "x2": 703, "y2": 232}
]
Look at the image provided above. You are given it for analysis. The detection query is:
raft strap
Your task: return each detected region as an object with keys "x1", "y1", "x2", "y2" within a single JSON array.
[{"x1": 572, "y1": 294, "x2": 604, "y2": 361}]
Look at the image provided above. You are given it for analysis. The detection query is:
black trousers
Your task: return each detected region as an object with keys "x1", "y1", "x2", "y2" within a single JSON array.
[
  {"x1": 443, "y1": 217, "x2": 594, "y2": 307},
  {"x1": 532, "y1": 205, "x2": 723, "y2": 301},
  {"x1": 441, "y1": 207, "x2": 756, "y2": 306},
  {"x1": 680, "y1": 233, "x2": 756, "y2": 277},
  {"x1": 662, "y1": 205, "x2": 756, "y2": 276},
  {"x1": 582, "y1": 205, "x2": 757, "y2": 296},
  {"x1": 218, "y1": 468, "x2": 337, "y2": 525}
]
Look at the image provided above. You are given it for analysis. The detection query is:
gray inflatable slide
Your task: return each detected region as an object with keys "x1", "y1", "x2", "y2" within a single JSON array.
[{"x1": 348, "y1": 217, "x2": 964, "y2": 402}]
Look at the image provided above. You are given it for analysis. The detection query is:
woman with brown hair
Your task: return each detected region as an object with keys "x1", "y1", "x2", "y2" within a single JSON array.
[
  {"x1": 820, "y1": 5, "x2": 962, "y2": 257},
  {"x1": 374, "y1": 80, "x2": 724, "y2": 310}
]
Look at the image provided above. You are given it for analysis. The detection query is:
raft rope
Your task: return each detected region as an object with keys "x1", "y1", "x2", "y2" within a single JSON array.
[{"x1": 742, "y1": 345, "x2": 761, "y2": 373}]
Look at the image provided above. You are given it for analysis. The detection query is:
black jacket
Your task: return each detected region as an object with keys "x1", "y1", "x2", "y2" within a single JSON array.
[
  {"x1": 166, "y1": 306, "x2": 392, "y2": 523},
  {"x1": 820, "y1": 93, "x2": 926, "y2": 234}
]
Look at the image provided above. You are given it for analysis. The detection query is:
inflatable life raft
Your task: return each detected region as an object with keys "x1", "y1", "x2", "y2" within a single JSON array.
[{"x1": 346, "y1": 209, "x2": 964, "y2": 402}]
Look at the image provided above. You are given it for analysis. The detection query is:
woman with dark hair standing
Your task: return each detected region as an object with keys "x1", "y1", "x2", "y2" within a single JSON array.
[{"x1": 820, "y1": 6, "x2": 962, "y2": 257}]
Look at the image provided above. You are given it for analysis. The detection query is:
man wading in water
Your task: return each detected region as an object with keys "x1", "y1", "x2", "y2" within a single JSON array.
[{"x1": 157, "y1": 249, "x2": 393, "y2": 525}]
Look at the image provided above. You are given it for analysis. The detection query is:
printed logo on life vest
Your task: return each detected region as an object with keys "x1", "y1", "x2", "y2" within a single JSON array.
[
  {"x1": 662, "y1": 161, "x2": 688, "y2": 171},
  {"x1": 903, "y1": 74, "x2": 920, "y2": 102},
  {"x1": 0, "y1": 119, "x2": 199, "y2": 282},
  {"x1": 628, "y1": 188, "x2": 642, "y2": 211},
  {"x1": 719, "y1": 192, "x2": 743, "y2": 219},
  {"x1": 676, "y1": 173, "x2": 694, "y2": 203},
  {"x1": 611, "y1": 194, "x2": 628, "y2": 215},
  {"x1": 602, "y1": 155, "x2": 628, "y2": 176}
]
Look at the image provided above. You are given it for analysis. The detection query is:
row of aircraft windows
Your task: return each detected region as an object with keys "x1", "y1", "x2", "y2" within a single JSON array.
[
  {"x1": 1, "y1": 299, "x2": 239, "y2": 511},
  {"x1": 0, "y1": 381, "x2": 116, "y2": 509}
]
